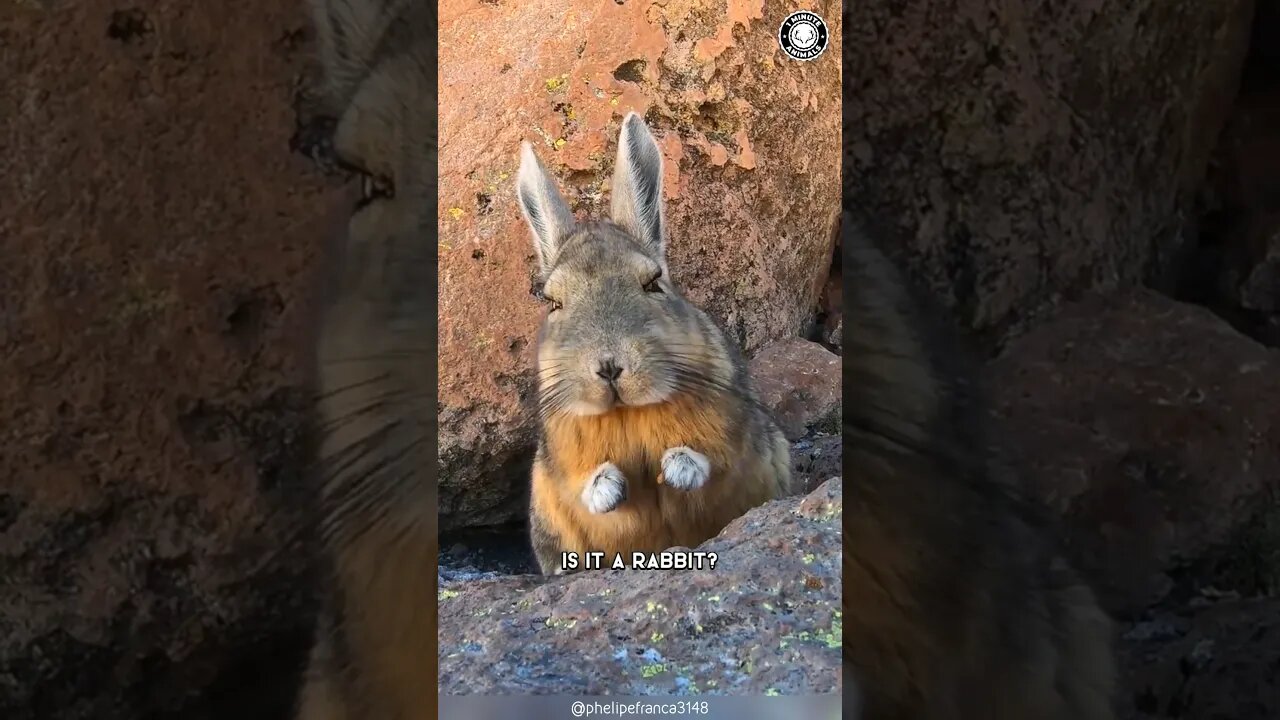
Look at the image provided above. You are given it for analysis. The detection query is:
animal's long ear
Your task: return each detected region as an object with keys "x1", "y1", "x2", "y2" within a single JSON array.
[
  {"x1": 609, "y1": 112, "x2": 666, "y2": 261},
  {"x1": 516, "y1": 141, "x2": 577, "y2": 272}
]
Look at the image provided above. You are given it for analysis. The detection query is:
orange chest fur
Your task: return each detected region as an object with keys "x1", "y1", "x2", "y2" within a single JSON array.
[{"x1": 543, "y1": 399, "x2": 731, "y2": 478}]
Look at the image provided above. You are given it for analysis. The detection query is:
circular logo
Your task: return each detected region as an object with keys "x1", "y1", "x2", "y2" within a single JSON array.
[{"x1": 778, "y1": 11, "x2": 829, "y2": 61}]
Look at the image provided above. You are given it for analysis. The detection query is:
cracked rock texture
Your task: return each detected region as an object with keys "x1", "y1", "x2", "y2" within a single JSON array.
[
  {"x1": 438, "y1": 478, "x2": 842, "y2": 695},
  {"x1": 844, "y1": 0, "x2": 1255, "y2": 347},
  {"x1": 437, "y1": 0, "x2": 843, "y2": 531},
  {"x1": 0, "y1": 2, "x2": 337, "y2": 719}
]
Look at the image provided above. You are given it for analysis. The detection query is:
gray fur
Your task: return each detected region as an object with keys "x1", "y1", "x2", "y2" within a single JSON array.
[
  {"x1": 845, "y1": 664, "x2": 863, "y2": 720},
  {"x1": 298, "y1": 1, "x2": 437, "y2": 718},
  {"x1": 516, "y1": 141, "x2": 578, "y2": 272},
  {"x1": 609, "y1": 112, "x2": 667, "y2": 262},
  {"x1": 519, "y1": 117, "x2": 790, "y2": 576},
  {"x1": 519, "y1": 120, "x2": 729, "y2": 418},
  {"x1": 307, "y1": 0, "x2": 413, "y2": 117},
  {"x1": 527, "y1": 483, "x2": 566, "y2": 573}
]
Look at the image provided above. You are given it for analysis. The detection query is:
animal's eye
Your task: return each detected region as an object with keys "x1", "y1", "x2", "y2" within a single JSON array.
[
  {"x1": 356, "y1": 172, "x2": 395, "y2": 208},
  {"x1": 530, "y1": 282, "x2": 562, "y2": 312},
  {"x1": 643, "y1": 271, "x2": 664, "y2": 294},
  {"x1": 331, "y1": 154, "x2": 395, "y2": 210}
]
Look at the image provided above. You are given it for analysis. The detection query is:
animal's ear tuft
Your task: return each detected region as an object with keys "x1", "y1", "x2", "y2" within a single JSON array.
[
  {"x1": 516, "y1": 141, "x2": 577, "y2": 272},
  {"x1": 609, "y1": 112, "x2": 666, "y2": 261},
  {"x1": 308, "y1": 0, "x2": 423, "y2": 112}
]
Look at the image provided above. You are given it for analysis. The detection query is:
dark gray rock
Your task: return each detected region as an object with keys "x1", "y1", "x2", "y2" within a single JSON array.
[
  {"x1": 1120, "y1": 596, "x2": 1280, "y2": 720},
  {"x1": 988, "y1": 289, "x2": 1280, "y2": 616},
  {"x1": 844, "y1": 0, "x2": 1254, "y2": 346}
]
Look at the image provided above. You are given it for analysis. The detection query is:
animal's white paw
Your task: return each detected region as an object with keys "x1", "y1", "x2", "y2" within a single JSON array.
[
  {"x1": 660, "y1": 446, "x2": 710, "y2": 491},
  {"x1": 581, "y1": 462, "x2": 626, "y2": 514}
]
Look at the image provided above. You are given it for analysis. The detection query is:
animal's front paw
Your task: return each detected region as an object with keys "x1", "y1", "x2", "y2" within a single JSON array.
[
  {"x1": 659, "y1": 447, "x2": 710, "y2": 491},
  {"x1": 581, "y1": 462, "x2": 627, "y2": 514}
]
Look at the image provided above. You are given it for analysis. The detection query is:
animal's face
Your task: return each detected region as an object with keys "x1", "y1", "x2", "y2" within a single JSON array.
[
  {"x1": 308, "y1": 0, "x2": 436, "y2": 241},
  {"x1": 517, "y1": 114, "x2": 724, "y2": 417},
  {"x1": 302, "y1": 0, "x2": 437, "y2": 347},
  {"x1": 535, "y1": 222, "x2": 715, "y2": 415}
]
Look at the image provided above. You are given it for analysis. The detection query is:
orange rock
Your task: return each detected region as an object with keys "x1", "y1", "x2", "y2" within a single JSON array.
[{"x1": 438, "y1": 0, "x2": 841, "y2": 528}]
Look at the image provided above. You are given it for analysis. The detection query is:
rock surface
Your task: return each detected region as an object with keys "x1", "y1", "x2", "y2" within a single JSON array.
[
  {"x1": 0, "y1": 3, "x2": 335, "y2": 719},
  {"x1": 789, "y1": 433, "x2": 842, "y2": 498},
  {"x1": 748, "y1": 338, "x2": 841, "y2": 442},
  {"x1": 437, "y1": 0, "x2": 843, "y2": 531},
  {"x1": 844, "y1": 0, "x2": 1255, "y2": 345},
  {"x1": 1211, "y1": 87, "x2": 1280, "y2": 301},
  {"x1": 1120, "y1": 596, "x2": 1280, "y2": 720},
  {"x1": 988, "y1": 289, "x2": 1280, "y2": 616},
  {"x1": 1197, "y1": 79, "x2": 1280, "y2": 346},
  {"x1": 438, "y1": 478, "x2": 842, "y2": 695}
]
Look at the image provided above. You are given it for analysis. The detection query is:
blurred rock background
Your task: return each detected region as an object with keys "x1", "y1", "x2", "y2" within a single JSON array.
[{"x1": 846, "y1": 1, "x2": 1280, "y2": 717}]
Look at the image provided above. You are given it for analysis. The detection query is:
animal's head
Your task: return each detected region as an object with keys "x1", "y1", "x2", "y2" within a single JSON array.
[
  {"x1": 305, "y1": 0, "x2": 437, "y2": 545},
  {"x1": 308, "y1": 0, "x2": 435, "y2": 244},
  {"x1": 516, "y1": 113, "x2": 734, "y2": 418}
]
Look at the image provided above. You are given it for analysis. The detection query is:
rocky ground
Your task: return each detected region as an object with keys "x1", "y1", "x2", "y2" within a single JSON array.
[
  {"x1": 1121, "y1": 595, "x2": 1280, "y2": 718},
  {"x1": 439, "y1": 479, "x2": 843, "y2": 696}
]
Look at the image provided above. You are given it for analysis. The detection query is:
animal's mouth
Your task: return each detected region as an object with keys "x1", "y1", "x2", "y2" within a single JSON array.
[
  {"x1": 536, "y1": 367, "x2": 676, "y2": 417},
  {"x1": 586, "y1": 383, "x2": 622, "y2": 414}
]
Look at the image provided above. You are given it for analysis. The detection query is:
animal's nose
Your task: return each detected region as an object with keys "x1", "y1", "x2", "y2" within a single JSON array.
[{"x1": 596, "y1": 357, "x2": 623, "y2": 382}]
